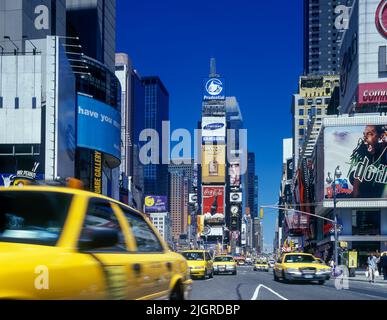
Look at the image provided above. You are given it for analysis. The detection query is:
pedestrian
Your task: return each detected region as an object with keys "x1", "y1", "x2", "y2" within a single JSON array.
[
  {"x1": 381, "y1": 252, "x2": 387, "y2": 281},
  {"x1": 367, "y1": 253, "x2": 378, "y2": 283},
  {"x1": 329, "y1": 258, "x2": 335, "y2": 276}
]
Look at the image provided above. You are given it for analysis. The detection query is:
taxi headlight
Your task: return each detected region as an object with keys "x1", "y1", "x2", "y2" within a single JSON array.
[
  {"x1": 286, "y1": 268, "x2": 301, "y2": 274},
  {"x1": 317, "y1": 268, "x2": 331, "y2": 274}
]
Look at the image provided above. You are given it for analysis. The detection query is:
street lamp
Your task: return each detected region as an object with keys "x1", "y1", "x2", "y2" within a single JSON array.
[
  {"x1": 3, "y1": 36, "x2": 19, "y2": 55},
  {"x1": 326, "y1": 165, "x2": 342, "y2": 267}
]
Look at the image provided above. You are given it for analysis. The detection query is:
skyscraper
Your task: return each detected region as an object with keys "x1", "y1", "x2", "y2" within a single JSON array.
[
  {"x1": 66, "y1": 0, "x2": 116, "y2": 72},
  {"x1": 246, "y1": 152, "x2": 258, "y2": 218},
  {"x1": 168, "y1": 160, "x2": 194, "y2": 242},
  {"x1": 303, "y1": 0, "x2": 353, "y2": 75},
  {"x1": 142, "y1": 76, "x2": 169, "y2": 198}
]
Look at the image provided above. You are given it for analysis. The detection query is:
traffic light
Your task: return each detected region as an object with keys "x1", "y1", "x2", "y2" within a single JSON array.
[{"x1": 260, "y1": 208, "x2": 264, "y2": 219}]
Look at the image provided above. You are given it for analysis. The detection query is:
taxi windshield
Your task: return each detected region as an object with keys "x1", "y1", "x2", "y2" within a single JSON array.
[
  {"x1": 0, "y1": 191, "x2": 72, "y2": 246},
  {"x1": 182, "y1": 252, "x2": 205, "y2": 261},
  {"x1": 284, "y1": 254, "x2": 316, "y2": 263},
  {"x1": 214, "y1": 256, "x2": 234, "y2": 262}
]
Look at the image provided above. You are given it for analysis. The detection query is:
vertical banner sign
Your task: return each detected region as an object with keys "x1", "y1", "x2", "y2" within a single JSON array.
[{"x1": 93, "y1": 151, "x2": 102, "y2": 194}]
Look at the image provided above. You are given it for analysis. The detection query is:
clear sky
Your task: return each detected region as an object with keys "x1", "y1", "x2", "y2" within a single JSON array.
[{"x1": 116, "y1": 0, "x2": 304, "y2": 249}]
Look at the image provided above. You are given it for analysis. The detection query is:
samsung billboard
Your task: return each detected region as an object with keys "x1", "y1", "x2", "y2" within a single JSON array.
[{"x1": 77, "y1": 95, "x2": 121, "y2": 160}]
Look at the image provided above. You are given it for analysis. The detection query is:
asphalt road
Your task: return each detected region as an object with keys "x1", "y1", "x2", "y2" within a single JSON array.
[{"x1": 190, "y1": 266, "x2": 387, "y2": 300}]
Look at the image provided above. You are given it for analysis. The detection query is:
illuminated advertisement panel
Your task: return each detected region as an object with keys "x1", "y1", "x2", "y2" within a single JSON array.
[
  {"x1": 144, "y1": 195, "x2": 168, "y2": 213},
  {"x1": 202, "y1": 145, "x2": 226, "y2": 184},
  {"x1": 203, "y1": 78, "x2": 226, "y2": 101},
  {"x1": 202, "y1": 186, "x2": 225, "y2": 224},
  {"x1": 324, "y1": 124, "x2": 387, "y2": 199},
  {"x1": 229, "y1": 162, "x2": 241, "y2": 187}
]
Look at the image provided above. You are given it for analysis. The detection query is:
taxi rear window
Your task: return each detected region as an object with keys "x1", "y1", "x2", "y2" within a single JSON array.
[{"x1": 0, "y1": 191, "x2": 73, "y2": 246}]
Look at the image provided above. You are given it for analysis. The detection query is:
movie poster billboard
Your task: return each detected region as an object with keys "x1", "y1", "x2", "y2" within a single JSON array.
[
  {"x1": 324, "y1": 124, "x2": 387, "y2": 199},
  {"x1": 202, "y1": 145, "x2": 226, "y2": 184},
  {"x1": 202, "y1": 186, "x2": 225, "y2": 224},
  {"x1": 229, "y1": 162, "x2": 241, "y2": 187}
]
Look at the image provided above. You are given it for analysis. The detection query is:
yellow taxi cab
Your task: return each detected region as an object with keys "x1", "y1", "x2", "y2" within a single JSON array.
[
  {"x1": 181, "y1": 250, "x2": 214, "y2": 279},
  {"x1": 0, "y1": 186, "x2": 192, "y2": 300},
  {"x1": 273, "y1": 253, "x2": 331, "y2": 284},
  {"x1": 213, "y1": 255, "x2": 237, "y2": 275},
  {"x1": 253, "y1": 260, "x2": 269, "y2": 272}
]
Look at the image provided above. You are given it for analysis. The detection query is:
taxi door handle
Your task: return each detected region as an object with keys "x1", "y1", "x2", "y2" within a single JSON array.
[{"x1": 133, "y1": 263, "x2": 142, "y2": 275}]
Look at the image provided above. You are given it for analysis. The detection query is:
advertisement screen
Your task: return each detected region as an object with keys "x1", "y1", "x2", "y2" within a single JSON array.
[
  {"x1": 324, "y1": 124, "x2": 387, "y2": 199},
  {"x1": 202, "y1": 117, "x2": 226, "y2": 138},
  {"x1": 77, "y1": 94, "x2": 121, "y2": 160},
  {"x1": 229, "y1": 162, "x2": 241, "y2": 187},
  {"x1": 202, "y1": 145, "x2": 226, "y2": 184},
  {"x1": 202, "y1": 186, "x2": 225, "y2": 224},
  {"x1": 144, "y1": 195, "x2": 168, "y2": 213}
]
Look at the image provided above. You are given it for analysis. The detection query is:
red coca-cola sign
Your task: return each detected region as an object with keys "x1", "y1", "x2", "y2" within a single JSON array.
[{"x1": 202, "y1": 186, "x2": 225, "y2": 222}]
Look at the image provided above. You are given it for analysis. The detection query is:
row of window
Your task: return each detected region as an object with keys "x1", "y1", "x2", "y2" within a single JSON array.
[{"x1": 0, "y1": 97, "x2": 37, "y2": 109}]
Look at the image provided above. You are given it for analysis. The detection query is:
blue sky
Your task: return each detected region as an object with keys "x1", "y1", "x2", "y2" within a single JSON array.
[{"x1": 116, "y1": 0, "x2": 304, "y2": 249}]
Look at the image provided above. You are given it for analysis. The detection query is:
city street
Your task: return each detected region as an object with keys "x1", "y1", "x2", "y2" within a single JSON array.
[{"x1": 190, "y1": 266, "x2": 387, "y2": 300}]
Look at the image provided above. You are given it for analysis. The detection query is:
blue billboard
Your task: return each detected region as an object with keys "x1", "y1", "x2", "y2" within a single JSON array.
[
  {"x1": 144, "y1": 195, "x2": 168, "y2": 213},
  {"x1": 77, "y1": 95, "x2": 121, "y2": 160}
]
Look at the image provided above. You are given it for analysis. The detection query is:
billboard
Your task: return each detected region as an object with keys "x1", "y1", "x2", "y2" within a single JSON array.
[
  {"x1": 324, "y1": 124, "x2": 387, "y2": 199},
  {"x1": 229, "y1": 162, "x2": 241, "y2": 187},
  {"x1": 189, "y1": 193, "x2": 197, "y2": 204},
  {"x1": 202, "y1": 186, "x2": 225, "y2": 224},
  {"x1": 202, "y1": 145, "x2": 226, "y2": 184},
  {"x1": 203, "y1": 78, "x2": 226, "y2": 101},
  {"x1": 230, "y1": 192, "x2": 242, "y2": 203},
  {"x1": 202, "y1": 117, "x2": 226, "y2": 139},
  {"x1": 77, "y1": 94, "x2": 121, "y2": 160},
  {"x1": 144, "y1": 195, "x2": 168, "y2": 213}
]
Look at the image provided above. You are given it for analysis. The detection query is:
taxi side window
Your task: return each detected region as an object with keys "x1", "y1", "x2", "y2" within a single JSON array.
[
  {"x1": 121, "y1": 208, "x2": 163, "y2": 253},
  {"x1": 79, "y1": 199, "x2": 127, "y2": 252}
]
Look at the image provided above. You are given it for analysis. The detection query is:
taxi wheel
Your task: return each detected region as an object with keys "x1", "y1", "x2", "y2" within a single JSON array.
[
  {"x1": 318, "y1": 280, "x2": 325, "y2": 285},
  {"x1": 209, "y1": 270, "x2": 214, "y2": 278},
  {"x1": 170, "y1": 282, "x2": 184, "y2": 300}
]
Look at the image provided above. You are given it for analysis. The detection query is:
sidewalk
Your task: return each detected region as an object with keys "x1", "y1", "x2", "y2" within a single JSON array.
[{"x1": 344, "y1": 271, "x2": 386, "y2": 284}]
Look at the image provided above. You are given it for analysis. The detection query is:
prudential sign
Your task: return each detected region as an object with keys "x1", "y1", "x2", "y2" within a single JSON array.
[{"x1": 203, "y1": 78, "x2": 226, "y2": 101}]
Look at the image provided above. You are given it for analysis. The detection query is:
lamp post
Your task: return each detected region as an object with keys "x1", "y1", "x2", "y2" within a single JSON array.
[{"x1": 326, "y1": 165, "x2": 342, "y2": 267}]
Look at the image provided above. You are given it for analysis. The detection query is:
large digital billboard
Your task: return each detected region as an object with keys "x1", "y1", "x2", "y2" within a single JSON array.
[
  {"x1": 77, "y1": 94, "x2": 121, "y2": 160},
  {"x1": 324, "y1": 124, "x2": 387, "y2": 199},
  {"x1": 229, "y1": 162, "x2": 241, "y2": 187},
  {"x1": 202, "y1": 186, "x2": 225, "y2": 224},
  {"x1": 202, "y1": 117, "x2": 226, "y2": 140},
  {"x1": 144, "y1": 195, "x2": 168, "y2": 213},
  {"x1": 202, "y1": 145, "x2": 226, "y2": 184}
]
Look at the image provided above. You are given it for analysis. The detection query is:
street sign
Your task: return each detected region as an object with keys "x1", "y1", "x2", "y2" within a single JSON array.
[{"x1": 329, "y1": 224, "x2": 343, "y2": 234}]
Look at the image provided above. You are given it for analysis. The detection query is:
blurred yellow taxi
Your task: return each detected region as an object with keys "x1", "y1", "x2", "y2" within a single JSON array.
[
  {"x1": 273, "y1": 253, "x2": 331, "y2": 284},
  {"x1": 213, "y1": 255, "x2": 237, "y2": 275},
  {"x1": 253, "y1": 260, "x2": 269, "y2": 272},
  {"x1": 0, "y1": 186, "x2": 192, "y2": 300},
  {"x1": 181, "y1": 250, "x2": 214, "y2": 279}
]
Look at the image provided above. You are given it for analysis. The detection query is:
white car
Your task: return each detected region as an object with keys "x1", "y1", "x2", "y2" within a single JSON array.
[{"x1": 268, "y1": 260, "x2": 275, "y2": 268}]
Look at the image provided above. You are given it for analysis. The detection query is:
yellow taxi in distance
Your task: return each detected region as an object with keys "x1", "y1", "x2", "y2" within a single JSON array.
[
  {"x1": 213, "y1": 255, "x2": 237, "y2": 275},
  {"x1": 253, "y1": 260, "x2": 269, "y2": 272},
  {"x1": 181, "y1": 250, "x2": 214, "y2": 279},
  {"x1": 0, "y1": 186, "x2": 192, "y2": 300},
  {"x1": 274, "y1": 253, "x2": 331, "y2": 285}
]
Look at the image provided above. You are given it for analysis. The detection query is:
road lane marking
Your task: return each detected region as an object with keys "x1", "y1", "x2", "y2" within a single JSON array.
[{"x1": 251, "y1": 284, "x2": 288, "y2": 301}]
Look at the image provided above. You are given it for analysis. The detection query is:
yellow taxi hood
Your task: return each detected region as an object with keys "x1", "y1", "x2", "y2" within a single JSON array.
[
  {"x1": 283, "y1": 262, "x2": 330, "y2": 270},
  {"x1": 186, "y1": 260, "x2": 206, "y2": 268},
  {"x1": 213, "y1": 261, "x2": 235, "y2": 266}
]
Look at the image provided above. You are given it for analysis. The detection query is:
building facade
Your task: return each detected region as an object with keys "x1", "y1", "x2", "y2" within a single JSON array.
[
  {"x1": 141, "y1": 76, "x2": 169, "y2": 198},
  {"x1": 303, "y1": 0, "x2": 354, "y2": 75}
]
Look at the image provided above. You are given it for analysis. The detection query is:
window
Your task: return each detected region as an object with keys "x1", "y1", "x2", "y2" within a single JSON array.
[
  {"x1": 79, "y1": 199, "x2": 127, "y2": 252},
  {"x1": 298, "y1": 99, "x2": 305, "y2": 106},
  {"x1": 307, "y1": 99, "x2": 314, "y2": 105},
  {"x1": 299, "y1": 109, "x2": 304, "y2": 116},
  {"x1": 299, "y1": 129, "x2": 305, "y2": 136},
  {"x1": 352, "y1": 211, "x2": 380, "y2": 236},
  {"x1": 299, "y1": 119, "x2": 304, "y2": 126},
  {"x1": 123, "y1": 208, "x2": 163, "y2": 253},
  {"x1": 0, "y1": 191, "x2": 72, "y2": 246}
]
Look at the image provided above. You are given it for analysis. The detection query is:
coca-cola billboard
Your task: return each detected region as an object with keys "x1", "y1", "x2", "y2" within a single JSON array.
[{"x1": 202, "y1": 186, "x2": 225, "y2": 224}]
